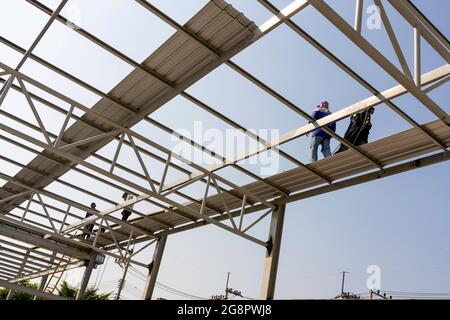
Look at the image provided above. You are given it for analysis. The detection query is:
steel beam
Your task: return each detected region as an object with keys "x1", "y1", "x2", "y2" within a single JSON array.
[
  {"x1": 0, "y1": 278, "x2": 68, "y2": 300},
  {"x1": 0, "y1": 97, "x2": 228, "y2": 222},
  {"x1": 0, "y1": 40, "x2": 247, "y2": 207},
  {"x1": 388, "y1": 0, "x2": 450, "y2": 64},
  {"x1": 0, "y1": 250, "x2": 48, "y2": 269},
  {"x1": 135, "y1": 0, "x2": 322, "y2": 183},
  {"x1": 136, "y1": 0, "x2": 333, "y2": 183},
  {"x1": 0, "y1": 216, "x2": 92, "y2": 260},
  {"x1": 16, "y1": 0, "x2": 67, "y2": 70},
  {"x1": 0, "y1": 0, "x2": 445, "y2": 293},
  {"x1": 354, "y1": 0, "x2": 363, "y2": 33},
  {"x1": 157, "y1": 151, "x2": 449, "y2": 240},
  {"x1": 12, "y1": 261, "x2": 85, "y2": 283},
  {"x1": 0, "y1": 258, "x2": 37, "y2": 273},
  {"x1": 0, "y1": 191, "x2": 32, "y2": 205},
  {"x1": 0, "y1": 238, "x2": 65, "y2": 264},
  {"x1": 307, "y1": 0, "x2": 449, "y2": 124},
  {"x1": 422, "y1": 75, "x2": 450, "y2": 94},
  {"x1": 0, "y1": 0, "x2": 67, "y2": 111},
  {"x1": 0, "y1": 169, "x2": 156, "y2": 240},
  {"x1": 0, "y1": 133, "x2": 172, "y2": 230},
  {"x1": 257, "y1": 0, "x2": 448, "y2": 151},
  {"x1": 404, "y1": 0, "x2": 450, "y2": 51},
  {"x1": 374, "y1": 0, "x2": 413, "y2": 80},
  {"x1": 136, "y1": 0, "x2": 383, "y2": 172},
  {"x1": 0, "y1": 121, "x2": 268, "y2": 246},
  {"x1": 58, "y1": 129, "x2": 123, "y2": 151},
  {"x1": 0, "y1": 41, "x2": 276, "y2": 213},
  {"x1": 20, "y1": 0, "x2": 308, "y2": 203},
  {"x1": 161, "y1": 64, "x2": 449, "y2": 191},
  {"x1": 0, "y1": 60, "x2": 274, "y2": 215}
]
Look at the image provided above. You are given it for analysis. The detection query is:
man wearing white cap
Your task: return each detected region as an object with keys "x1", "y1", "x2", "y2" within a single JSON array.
[{"x1": 309, "y1": 101, "x2": 336, "y2": 162}]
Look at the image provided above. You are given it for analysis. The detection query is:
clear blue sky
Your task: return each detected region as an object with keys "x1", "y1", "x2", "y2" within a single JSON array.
[{"x1": 0, "y1": 0, "x2": 448, "y2": 299}]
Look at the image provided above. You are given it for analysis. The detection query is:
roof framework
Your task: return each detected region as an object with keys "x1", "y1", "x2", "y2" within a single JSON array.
[{"x1": 0, "y1": 0, "x2": 448, "y2": 300}]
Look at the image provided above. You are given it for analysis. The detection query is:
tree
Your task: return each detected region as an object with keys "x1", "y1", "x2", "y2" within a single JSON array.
[
  {"x1": 57, "y1": 281, "x2": 111, "y2": 300},
  {"x1": 0, "y1": 281, "x2": 39, "y2": 300},
  {"x1": 57, "y1": 280, "x2": 77, "y2": 299}
]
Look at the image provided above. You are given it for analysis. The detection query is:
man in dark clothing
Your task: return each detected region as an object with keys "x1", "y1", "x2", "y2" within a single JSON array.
[
  {"x1": 335, "y1": 107, "x2": 374, "y2": 154},
  {"x1": 309, "y1": 101, "x2": 337, "y2": 162},
  {"x1": 82, "y1": 202, "x2": 96, "y2": 240},
  {"x1": 121, "y1": 192, "x2": 133, "y2": 222}
]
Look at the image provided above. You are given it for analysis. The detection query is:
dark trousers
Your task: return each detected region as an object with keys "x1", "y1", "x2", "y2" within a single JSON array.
[
  {"x1": 83, "y1": 224, "x2": 94, "y2": 239},
  {"x1": 121, "y1": 209, "x2": 131, "y2": 222}
]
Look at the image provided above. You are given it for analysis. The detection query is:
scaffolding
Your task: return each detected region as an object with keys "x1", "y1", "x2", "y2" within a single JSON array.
[{"x1": 0, "y1": 0, "x2": 448, "y2": 300}]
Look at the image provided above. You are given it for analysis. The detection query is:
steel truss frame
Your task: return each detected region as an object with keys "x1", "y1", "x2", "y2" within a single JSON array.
[{"x1": 0, "y1": 0, "x2": 448, "y2": 300}]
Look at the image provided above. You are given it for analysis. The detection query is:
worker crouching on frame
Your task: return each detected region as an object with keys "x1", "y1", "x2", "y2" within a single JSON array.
[
  {"x1": 121, "y1": 192, "x2": 134, "y2": 222},
  {"x1": 82, "y1": 202, "x2": 96, "y2": 239},
  {"x1": 309, "y1": 101, "x2": 336, "y2": 162},
  {"x1": 334, "y1": 107, "x2": 375, "y2": 154}
]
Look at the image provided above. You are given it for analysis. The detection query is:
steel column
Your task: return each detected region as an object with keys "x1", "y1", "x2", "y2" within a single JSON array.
[
  {"x1": 142, "y1": 235, "x2": 167, "y2": 300},
  {"x1": 34, "y1": 276, "x2": 49, "y2": 300},
  {"x1": 414, "y1": 27, "x2": 421, "y2": 87},
  {"x1": 76, "y1": 254, "x2": 97, "y2": 300},
  {"x1": 354, "y1": 0, "x2": 363, "y2": 33},
  {"x1": 260, "y1": 204, "x2": 286, "y2": 300}
]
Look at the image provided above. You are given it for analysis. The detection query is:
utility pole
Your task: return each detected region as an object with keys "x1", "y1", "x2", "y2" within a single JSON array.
[
  {"x1": 335, "y1": 271, "x2": 360, "y2": 299},
  {"x1": 341, "y1": 271, "x2": 347, "y2": 295},
  {"x1": 210, "y1": 272, "x2": 243, "y2": 300},
  {"x1": 116, "y1": 260, "x2": 130, "y2": 300},
  {"x1": 225, "y1": 272, "x2": 230, "y2": 300}
]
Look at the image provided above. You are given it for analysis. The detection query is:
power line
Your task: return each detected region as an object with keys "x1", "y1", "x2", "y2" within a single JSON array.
[
  {"x1": 129, "y1": 265, "x2": 450, "y2": 300},
  {"x1": 95, "y1": 256, "x2": 110, "y2": 288},
  {"x1": 155, "y1": 284, "x2": 207, "y2": 300},
  {"x1": 122, "y1": 283, "x2": 141, "y2": 297},
  {"x1": 128, "y1": 271, "x2": 146, "y2": 282},
  {"x1": 128, "y1": 269, "x2": 145, "y2": 280},
  {"x1": 383, "y1": 290, "x2": 450, "y2": 295},
  {"x1": 349, "y1": 289, "x2": 450, "y2": 300},
  {"x1": 128, "y1": 266, "x2": 201, "y2": 299},
  {"x1": 130, "y1": 265, "x2": 254, "y2": 300},
  {"x1": 156, "y1": 282, "x2": 208, "y2": 300},
  {"x1": 154, "y1": 285, "x2": 198, "y2": 299},
  {"x1": 127, "y1": 266, "x2": 207, "y2": 300},
  {"x1": 129, "y1": 266, "x2": 147, "y2": 279}
]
